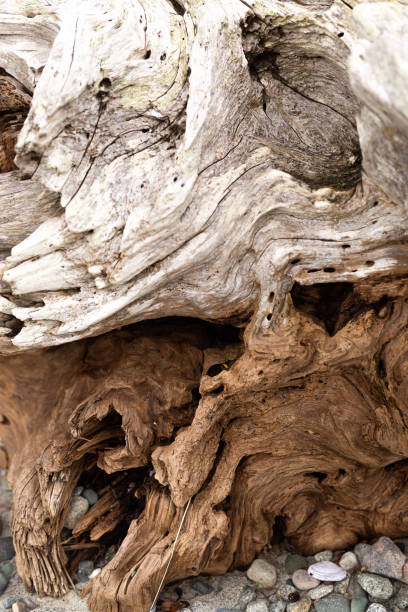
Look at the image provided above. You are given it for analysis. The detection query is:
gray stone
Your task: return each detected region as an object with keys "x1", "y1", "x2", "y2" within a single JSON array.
[
  {"x1": 1, "y1": 597, "x2": 16, "y2": 610},
  {"x1": 82, "y1": 488, "x2": 98, "y2": 506},
  {"x1": 367, "y1": 606, "x2": 387, "y2": 612},
  {"x1": 350, "y1": 596, "x2": 368, "y2": 612},
  {"x1": 192, "y1": 580, "x2": 214, "y2": 595},
  {"x1": 77, "y1": 559, "x2": 94, "y2": 582},
  {"x1": 277, "y1": 585, "x2": 297, "y2": 601},
  {"x1": 64, "y1": 496, "x2": 89, "y2": 529},
  {"x1": 339, "y1": 552, "x2": 359, "y2": 571},
  {"x1": 217, "y1": 609, "x2": 241, "y2": 611},
  {"x1": 314, "y1": 551, "x2": 333, "y2": 562},
  {"x1": 0, "y1": 538, "x2": 14, "y2": 563},
  {"x1": 268, "y1": 602, "x2": 286, "y2": 612},
  {"x1": 395, "y1": 583, "x2": 408, "y2": 609},
  {"x1": 357, "y1": 573, "x2": 393, "y2": 600},
  {"x1": 314, "y1": 594, "x2": 351, "y2": 612},
  {"x1": 286, "y1": 597, "x2": 311, "y2": 612},
  {"x1": 354, "y1": 543, "x2": 371, "y2": 564},
  {"x1": 246, "y1": 601, "x2": 269, "y2": 612},
  {"x1": 362, "y1": 536, "x2": 406, "y2": 580},
  {"x1": 334, "y1": 577, "x2": 350, "y2": 595},
  {"x1": 285, "y1": 555, "x2": 308, "y2": 575},
  {"x1": 0, "y1": 572, "x2": 8, "y2": 595},
  {"x1": 247, "y1": 560, "x2": 277, "y2": 587},
  {"x1": 239, "y1": 585, "x2": 256, "y2": 607},
  {"x1": 348, "y1": 576, "x2": 366, "y2": 599},
  {"x1": 0, "y1": 563, "x2": 13, "y2": 579},
  {"x1": 292, "y1": 569, "x2": 319, "y2": 591},
  {"x1": 308, "y1": 584, "x2": 333, "y2": 600}
]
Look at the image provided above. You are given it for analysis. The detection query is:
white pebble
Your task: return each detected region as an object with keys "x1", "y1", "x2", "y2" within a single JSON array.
[
  {"x1": 308, "y1": 584, "x2": 333, "y2": 600},
  {"x1": 89, "y1": 568, "x2": 102, "y2": 579},
  {"x1": 247, "y1": 559, "x2": 277, "y2": 587},
  {"x1": 292, "y1": 569, "x2": 320, "y2": 590},
  {"x1": 314, "y1": 550, "x2": 333, "y2": 562},
  {"x1": 367, "y1": 605, "x2": 387, "y2": 612},
  {"x1": 64, "y1": 496, "x2": 89, "y2": 530},
  {"x1": 339, "y1": 551, "x2": 358, "y2": 571}
]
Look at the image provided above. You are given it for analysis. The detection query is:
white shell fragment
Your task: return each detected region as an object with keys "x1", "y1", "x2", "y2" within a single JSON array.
[{"x1": 308, "y1": 561, "x2": 347, "y2": 582}]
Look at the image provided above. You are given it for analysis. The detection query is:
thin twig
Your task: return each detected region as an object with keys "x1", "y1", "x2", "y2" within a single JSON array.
[{"x1": 149, "y1": 497, "x2": 192, "y2": 612}]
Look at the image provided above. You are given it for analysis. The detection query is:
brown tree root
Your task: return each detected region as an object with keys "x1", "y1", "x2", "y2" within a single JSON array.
[{"x1": 2, "y1": 283, "x2": 408, "y2": 610}]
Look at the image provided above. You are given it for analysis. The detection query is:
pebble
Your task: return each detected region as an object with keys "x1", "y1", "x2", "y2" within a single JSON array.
[
  {"x1": 89, "y1": 568, "x2": 102, "y2": 579},
  {"x1": 395, "y1": 583, "x2": 408, "y2": 608},
  {"x1": 82, "y1": 488, "x2": 98, "y2": 506},
  {"x1": 366, "y1": 605, "x2": 387, "y2": 612},
  {"x1": 64, "y1": 496, "x2": 89, "y2": 529},
  {"x1": 269, "y1": 602, "x2": 286, "y2": 612},
  {"x1": 314, "y1": 550, "x2": 333, "y2": 562},
  {"x1": 314, "y1": 594, "x2": 351, "y2": 612},
  {"x1": 0, "y1": 563, "x2": 13, "y2": 579},
  {"x1": 0, "y1": 538, "x2": 14, "y2": 563},
  {"x1": 404, "y1": 560, "x2": 408, "y2": 584},
  {"x1": 277, "y1": 584, "x2": 298, "y2": 601},
  {"x1": 1, "y1": 597, "x2": 16, "y2": 610},
  {"x1": 77, "y1": 559, "x2": 94, "y2": 582},
  {"x1": 339, "y1": 551, "x2": 358, "y2": 571},
  {"x1": 0, "y1": 572, "x2": 8, "y2": 595},
  {"x1": 285, "y1": 555, "x2": 308, "y2": 575},
  {"x1": 334, "y1": 577, "x2": 350, "y2": 595},
  {"x1": 360, "y1": 536, "x2": 405, "y2": 581},
  {"x1": 292, "y1": 569, "x2": 319, "y2": 590},
  {"x1": 308, "y1": 561, "x2": 347, "y2": 582},
  {"x1": 11, "y1": 599, "x2": 36, "y2": 612},
  {"x1": 247, "y1": 559, "x2": 277, "y2": 587},
  {"x1": 308, "y1": 584, "x2": 333, "y2": 600},
  {"x1": 246, "y1": 600, "x2": 268, "y2": 612},
  {"x1": 350, "y1": 596, "x2": 368, "y2": 612},
  {"x1": 286, "y1": 596, "x2": 311, "y2": 612},
  {"x1": 357, "y1": 572, "x2": 393, "y2": 600},
  {"x1": 354, "y1": 543, "x2": 371, "y2": 564},
  {"x1": 192, "y1": 580, "x2": 213, "y2": 595}
]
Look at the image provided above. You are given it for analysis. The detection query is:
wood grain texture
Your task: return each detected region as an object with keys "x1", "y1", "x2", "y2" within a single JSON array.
[{"x1": 0, "y1": 0, "x2": 408, "y2": 610}]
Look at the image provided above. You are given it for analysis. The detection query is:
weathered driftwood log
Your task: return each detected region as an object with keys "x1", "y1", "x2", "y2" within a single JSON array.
[{"x1": 1, "y1": 0, "x2": 408, "y2": 610}]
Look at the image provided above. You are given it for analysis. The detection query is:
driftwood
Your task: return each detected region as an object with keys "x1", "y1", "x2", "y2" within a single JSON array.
[{"x1": 1, "y1": 0, "x2": 408, "y2": 610}]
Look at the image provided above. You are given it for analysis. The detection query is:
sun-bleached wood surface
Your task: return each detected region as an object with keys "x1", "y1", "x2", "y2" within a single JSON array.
[{"x1": 1, "y1": 0, "x2": 408, "y2": 610}]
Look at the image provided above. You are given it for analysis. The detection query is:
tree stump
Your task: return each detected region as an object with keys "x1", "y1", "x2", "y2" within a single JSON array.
[{"x1": 1, "y1": 0, "x2": 408, "y2": 610}]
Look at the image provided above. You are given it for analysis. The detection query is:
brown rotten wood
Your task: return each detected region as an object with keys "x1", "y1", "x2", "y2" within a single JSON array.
[{"x1": 1, "y1": 0, "x2": 408, "y2": 610}]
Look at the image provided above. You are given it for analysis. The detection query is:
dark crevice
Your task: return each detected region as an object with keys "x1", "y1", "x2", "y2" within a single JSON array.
[
  {"x1": 291, "y1": 282, "x2": 388, "y2": 336},
  {"x1": 305, "y1": 471, "x2": 327, "y2": 483}
]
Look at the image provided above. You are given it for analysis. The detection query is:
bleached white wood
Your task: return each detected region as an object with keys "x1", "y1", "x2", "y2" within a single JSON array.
[{"x1": 0, "y1": 0, "x2": 407, "y2": 352}]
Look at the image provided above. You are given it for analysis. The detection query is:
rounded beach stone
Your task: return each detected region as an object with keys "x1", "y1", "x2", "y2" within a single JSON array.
[
  {"x1": 285, "y1": 554, "x2": 309, "y2": 575},
  {"x1": 64, "y1": 495, "x2": 89, "y2": 529},
  {"x1": 0, "y1": 571, "x2": 8, "y2": 595},
  {"x1": 0, "y1": 538, "x2": 14, "y2": 563},
  {"x1": 247, "y1": 559, "x2": 277, "y2": 587},
  {"x1": 357, "y1": 572, "x2": 393, "y2": 600},
  {"x1": 1, "y1": 597, "x2": 16, "y2": 610},
  {"x1": 292, "y1": 569, "x2": 319, "y2": 590},
  {"x1": 192, "y1": 580, "x2": 213, "y2": 595},
  {"x1": 82, "y1": 488, "x2": 98, "y2": 506},
  {"x1": 366, "y1": 605, "x2": 387, "y2": 612},
  {"x1": 286, "y1": 596, "x2": 312, "y2": 612},
  {"x1": 308, "y1": 584, "x2": 333, "y2": 600},
  {"x1": 246, "y1": 600, "x2": 269, "y2": 612},
  {"x1": 314, "y1": 550, "x2": 333, "y2": 562},
  {"x1": 308, "y1": 561, "x2": 347, "y2": 582},
  {"x1": 314, "y1": 594, "x2": 350, "y2": 612},
  {"x1": 277, "y1": 584, "x2": 298, "y2": 601},
  {"x1": 350, "y1": 596, "x2": 368, "y2": 612},
  {"x1": 361, "y1": 536, "x2": 405, "y2": 580},
  {"x1": 339, "y1": 552, "x2": 358, "y2": 571}
]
